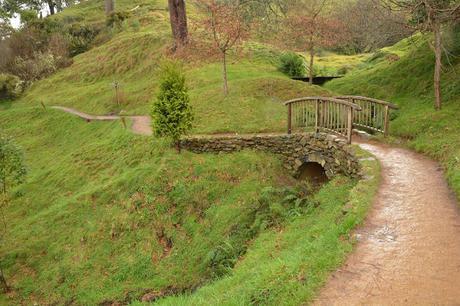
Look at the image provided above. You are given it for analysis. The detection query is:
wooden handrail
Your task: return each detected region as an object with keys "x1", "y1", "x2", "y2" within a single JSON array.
[
  {"x1": 285, "y1": 95, "x2": 398, "y2": 143},
  {"x1": 285, "y1": 97, "x2": 362, "y2": 111},
  {"x1": 285, "y1": 97, "x2": 362, "y2": 144},
  {"x1": 335, "y1": 96, "x2": 399, "y2": 110},
  {"x1": 336, "y1": 95, "x2": 398, "y2": 137}
]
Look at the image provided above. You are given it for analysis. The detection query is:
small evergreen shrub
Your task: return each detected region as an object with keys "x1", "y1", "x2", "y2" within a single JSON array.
[
  {"x1": 106, "y1": 11, "x2": 131, "y2": 28},
  {"x1": 0, "y1": 74, "x2": 24, "y2": 100},
  {"x1": 151, "y1": 61, "x2": 193, "y2": 152},
  {"x1": 67, "y1": 23, "x2": 101, "y2": 56},
  {"x1": 278, "y1": 52, "x2": 306, "y2": 77}
]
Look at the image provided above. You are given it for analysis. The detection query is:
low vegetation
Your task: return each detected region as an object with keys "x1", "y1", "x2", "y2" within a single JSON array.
[
  {"x1": 2, "y1": 0, "x2": 457, "y2": 304},
  {"x1": 327, "y1": 32, "x2": 460, "y2": 199}
]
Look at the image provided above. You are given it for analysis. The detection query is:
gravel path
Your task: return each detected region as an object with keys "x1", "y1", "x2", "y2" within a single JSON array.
[
  {"x1": 314, "y1": 139, "x2": 460, "y2": 305},
  {"x1": 51, "y1": 106, "x2": 152, "y2": 136}
]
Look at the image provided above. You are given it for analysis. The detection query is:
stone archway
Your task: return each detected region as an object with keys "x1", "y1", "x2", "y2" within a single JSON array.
[
  {"x1": 296, "y1": 162, "x2": 329, "y2": 185},
  {"x1": 180, "y1": 133, "x2": 360, "y2": 179}
]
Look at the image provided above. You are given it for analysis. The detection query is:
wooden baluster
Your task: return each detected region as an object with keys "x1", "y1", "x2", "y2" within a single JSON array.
[
  {"x1": 336, "y1": 103, "x2": 340, "y2": 134},
  {"x1": 384, "y1": 104, "x2": 390, "y2": 137},
  {"x1": 334, "y1": 103, "x2": 338, "y2": 134},
  {"x1": 381, "y1": 105, "x2": 385, "y2": 132},
  {"x1": 325, "y1": 101, "x2": 328, "y2": 130},
  {"x1": 287, "y1": 103, "x2": 292, "y2": 134},
  {"x1": 368, "y1": 101, "x2": 372, "y2": 128},
  {"x1": 315, "y1": 99, "x2": 320, "y2": 133},
  {"x1": 347, "y1": 107, "x2": 353, "y2": 144}
]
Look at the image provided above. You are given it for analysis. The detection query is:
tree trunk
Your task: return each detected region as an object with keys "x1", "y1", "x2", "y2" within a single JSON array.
[
  {"x1": 433, "y1": 22, "x2": 442, "y2": 111},
  {"x1": 48, "y1": 1, "x2": 55, "y2": 15},
  {"x1": 105, "y1": 0, "x2": 115, "y2": 15},
  {"x1": 56, "y1": 0, "x2": 63, "y2": 12},
  {"x1": 223, "y1": 52, "x2": 229, "y2": 95},
  {"x1": 0, "y1": 267, "x2": 8, "y2": 293},
  {"x1": 168, "y1": 0, "x2": 188, "y2": 50},
  {"x1": 309, "y1": 46, "x2": 315, "y2": 85}
]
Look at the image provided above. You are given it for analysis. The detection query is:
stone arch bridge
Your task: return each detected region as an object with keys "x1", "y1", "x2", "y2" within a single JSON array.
[
  {"x1": 182, "y1": 96, "x2": 398, "y2": 179},
  {"x1": 52, "y1": 96, "x2": 397, "y2": 179},
  {"x1": 181, "y1": 132, "x2": 360, "y2": 179}
]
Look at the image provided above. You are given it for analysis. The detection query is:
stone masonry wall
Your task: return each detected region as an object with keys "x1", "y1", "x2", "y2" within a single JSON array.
[{"x1": 180, "y1": 133, "x2": 360, "y2": 178}]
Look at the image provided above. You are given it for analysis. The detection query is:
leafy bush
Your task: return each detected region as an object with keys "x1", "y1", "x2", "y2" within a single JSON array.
[
  {"x1": 13, "y1": 52, "x2": 58, "y2": 83},
  {"x1": 204, "y1": 184, "x2": 314, "y2": 279},
  {"x1": 151, "y1": 61, "x2": 193, "y2": 151},
  {"x1": 130, "y1": 19, "x2": 141, "y2": 32},
  {"x1": 0, "y1": 74, "x2": 24, "y2": 99},
  {"x1": 278, "y1": 52, "x2": 306, "y2": 77},
  {"x1": 67, "y1": 23, "x2": 101, "y2": 56},
  {"x1": 106, "y1": 11, "x2": 131, "y2": 28}
]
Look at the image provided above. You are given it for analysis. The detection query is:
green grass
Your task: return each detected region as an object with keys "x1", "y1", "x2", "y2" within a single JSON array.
[
  {"x1": 140, "y1": 148, "x2": 381, "y2": 305},
  {"x1": 0, "y1": 107, "x2": 379, "y2": 305},
  {"x1": 0, "y1": 107, "x2": 292, "y2": 304},
  {"x1": 314, "y1": 52, "x2": 371, "y2": 77},
  {"x1": 0, "y1": 0, "x2": 383, "y2": 304},
  {"x1": 326, "y1": 32, "x2": 460, "y2": 200}
]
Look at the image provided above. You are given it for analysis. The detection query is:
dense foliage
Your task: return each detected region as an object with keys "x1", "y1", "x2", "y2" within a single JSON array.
[
  {"x1": 0, "y1": 73, "x2": 24, "y2": 99},
  {"x1": 0, "y1": 135, "x2": 26, "y2": 195},
  {"x1": 151, "y1": 61, "x2": 193, "y2": 149},
  {"x1": 278, "y1": 52, "x2": 306, "y2": 77}
]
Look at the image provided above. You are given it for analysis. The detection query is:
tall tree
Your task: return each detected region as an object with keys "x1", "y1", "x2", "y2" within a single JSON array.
[
  {"x1": 200, "y1": 0, "x2": 248, "y2": 95},
  {"x1": 282, "y1": 0, "x2": 345, "y2": 85},
  {"x1": 105, "y1": 0, "x2": 114, "y2": 15},
  {"x1": 168, "y1": 0, "x2": 188, "y2": 50},
  {"x1": 383, "y1": 0, "x2": 460, "y2": 110},
  {"x1": 336, "y1": 0, "x2": 412, "y2": 53}
]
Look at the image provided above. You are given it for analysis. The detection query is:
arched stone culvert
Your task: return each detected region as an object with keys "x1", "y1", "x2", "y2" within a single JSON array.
[
  {"x1": 296, "y1": 162, "x2": 329, "y2": 185},
  {"x1": 180, "y1": 133, "x2": 360, "y2": 178}
]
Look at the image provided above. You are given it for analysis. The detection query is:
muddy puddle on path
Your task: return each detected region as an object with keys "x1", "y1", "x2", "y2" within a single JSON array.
[{"x1": 314, "y1": 140, "x2": 460, "y2": 305}]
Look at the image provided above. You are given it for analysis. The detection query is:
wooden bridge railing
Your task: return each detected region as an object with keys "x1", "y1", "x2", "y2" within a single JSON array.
[
  {"x1": 285, "y1": 97, "x2": 362, "y2": 144},
  {"x1": 336, "y1": 96, "x2": 399, "y2": 137}
]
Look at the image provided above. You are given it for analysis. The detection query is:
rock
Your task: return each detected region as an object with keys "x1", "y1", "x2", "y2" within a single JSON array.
[
  {"x1": 180, "y1": 132, "x2": 360, "y2": 179},
  {"x1": 141, "y1": 291, "x2": 162, "y2": 302}
]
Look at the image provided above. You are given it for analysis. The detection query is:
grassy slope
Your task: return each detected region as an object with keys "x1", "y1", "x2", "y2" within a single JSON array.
[
  {"x1": 0, "y1": 0, "x2": 380, "y2": 304},
  {"x1": 18, "y1": 0, "x2": 329, "y2": 134},
  {"x1": 1, "y1": 107, "x2": 292, "y2": 305},
  {"x1": 326, "y1": 34, "x2": 460, "y2": 199},
  {"x1": 152, "y1": 148, "x2": 380, "y2": 305}
]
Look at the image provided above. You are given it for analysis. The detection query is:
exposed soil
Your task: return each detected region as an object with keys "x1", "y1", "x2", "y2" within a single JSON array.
[
  {"x1": 314, "y1": 139, "x2": 460, "y2": 305},
  {"x1": 51, "y1": 106, "x2": 152, "y2": 136}
]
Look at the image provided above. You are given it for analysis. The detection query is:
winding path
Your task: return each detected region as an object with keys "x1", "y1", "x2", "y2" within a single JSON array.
[
  {"x1": 51, "y1": 106, "x2": 153, "y2": 136},
  {"x1": 53, "y1": 106, "x2": 460, "y2": 304},
  {"x1": 315, "y1": 139, "x2": 460, "y2": 305}
]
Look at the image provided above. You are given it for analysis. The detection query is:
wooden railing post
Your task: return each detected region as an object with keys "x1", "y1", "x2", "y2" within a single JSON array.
[
  {"x1": 315, "y1": 99, "x2": 320, "y2": 133},
  {"x1": 347, "y1": 107, "x2": 353, "y2": 144},
  {"x1": 383, "y1": 105, "x2": 389, "y2": 137},
  {"x1": 287, "y1": 103, "x2": 292, "y2": 134}
]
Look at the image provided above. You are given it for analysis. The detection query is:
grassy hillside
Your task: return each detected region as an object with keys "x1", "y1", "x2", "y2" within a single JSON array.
[
  {"x1": 0, "y1": 106, "x2": 289, "y2": 304},
  {"x1": 0, "y1": 106, "x2": 379, "y2": 305},
  {"x1": 326, "y1": 31, "x2": 460, "y2": 199},
  {"x1": 0, "y1": 0, "x2": 380, "y2": 305},
  {"x1": 18, "y1": 0, "x2": 329, "y2": 135}
]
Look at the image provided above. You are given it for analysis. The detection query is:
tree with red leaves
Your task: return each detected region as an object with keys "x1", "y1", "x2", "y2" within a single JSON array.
[
  {"x1": 199, "y1": 0, "x2": 249, "y2": 95},
  {"x1": 282, "y1": 0, "x2": 345, "y2": 85},
  {"x1": 382, "y1": 0, "x2": 460, "y2": 110}
]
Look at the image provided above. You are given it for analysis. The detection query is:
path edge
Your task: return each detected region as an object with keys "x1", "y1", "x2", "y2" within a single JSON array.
[{"x1": 310, "y1": 145, "x2": 382, "y2": 304}]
